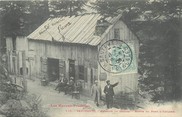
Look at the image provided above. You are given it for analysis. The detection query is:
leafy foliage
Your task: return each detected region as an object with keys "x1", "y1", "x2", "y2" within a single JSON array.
[
  {"x1": 0, "y1": 55, "x2": 48, "y2": 117},
  {"x1": 49, "y1": 0, "x2": 88, "y2": 17},
  {"x1": 0, "y1": 0, "x2": 182, "y2": 104},
  {"x1": 92, "y1": 0, "x2": 182, "y2": 102},
  {"x1": 0, "y1": 0, "x2": 88, "y2": 50},
  {"x1": 0, "y1": 1, "x2": 50, "y2": 36}
]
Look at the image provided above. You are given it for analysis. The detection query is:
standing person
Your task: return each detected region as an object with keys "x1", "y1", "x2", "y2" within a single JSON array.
[
  {"x1": 104, "y1": 80, "x2": 119, "y2": 109},
  {"x1": 91, "y1": 80, "x2": 100, "y2": 107}
]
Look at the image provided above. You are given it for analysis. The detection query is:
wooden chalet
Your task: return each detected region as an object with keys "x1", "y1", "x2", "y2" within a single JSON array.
[{"x1": 6, "y1": 13, "x2": 139, "y2": 96}]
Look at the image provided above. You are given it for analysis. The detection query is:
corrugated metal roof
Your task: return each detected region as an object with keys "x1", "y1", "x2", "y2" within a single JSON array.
[{"x1": 27, "y1": 14, "x2": 118, "y2": 46}]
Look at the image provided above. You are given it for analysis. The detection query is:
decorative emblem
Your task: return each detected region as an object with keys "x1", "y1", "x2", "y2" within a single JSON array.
[{"x1": 98, "y1": 39, "x2": 132, "y2": 73}]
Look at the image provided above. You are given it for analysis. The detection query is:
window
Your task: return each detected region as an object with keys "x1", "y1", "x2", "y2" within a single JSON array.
[
  {"x1": 114, "y1": 28, "x2": 120, "y2": 39},
  {"x1": 20, "y1": 67, "x2": 28, "y2": 75},
  {"x1": 78, "y1": 65, "x2": 84, "y2": 81}
]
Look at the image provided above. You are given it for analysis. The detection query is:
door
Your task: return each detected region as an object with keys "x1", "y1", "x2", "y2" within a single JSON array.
[{"x1": 48, "y1": 58, "x2": 59, "y2": 81}]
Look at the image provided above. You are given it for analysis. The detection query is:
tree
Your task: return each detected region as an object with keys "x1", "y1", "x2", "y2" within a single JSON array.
[
  {"x1": 24, "y1": 0, "x2": 50, "y2": 34},
  {"x1": 0, "y1": 0, "x2": 50, "y2": 36},
  {"x1": 92, "y1": 0, "x2": 182, "y2": 101},
  {"x1": 49, "y1": 0, "x2": 88, "y2": 17},
  {"x1": 0, "y1": 0, "x2": 50, "y2": 53},
  {"x1": 0, "y1": 53, "x2": 48, "y2": 117},
  {"x1": 0, "y1": 0, "x2": 88, "y2": 52}
]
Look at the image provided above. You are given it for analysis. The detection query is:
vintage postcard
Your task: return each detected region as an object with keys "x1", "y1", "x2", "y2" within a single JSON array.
[{"x1": 0, "y1": 0, "x2": 182, "y2": 117}]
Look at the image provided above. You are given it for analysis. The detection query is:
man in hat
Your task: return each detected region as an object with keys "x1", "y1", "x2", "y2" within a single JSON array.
[
  {"x1": 55, "y1": 74, "x2": 68, "y2": 93},
  {"x1": 104, "y1": 80, "x2": 119, "y2": 109},
  {"x1": 91, "y1": 80, "x2": 100, "y2": 107}
]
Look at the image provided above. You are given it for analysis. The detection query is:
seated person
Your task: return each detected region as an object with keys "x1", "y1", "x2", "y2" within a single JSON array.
[
  {"x1": 75, "y1": 81, "x2": 82, "y2": 92},
  {"x1": 64, "y1": 77, "x2": 74, "y2": 95},
  {"x1": 55, "y1": 78, "x2": 68, "y2": 93},
  {"x1": 55, "y1": 80, "x2": 62, "y2": 90}
]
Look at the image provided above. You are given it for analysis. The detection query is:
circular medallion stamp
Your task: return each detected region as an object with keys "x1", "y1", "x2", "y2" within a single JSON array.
[{"x1": 98, "y1": 39, "x2": 133, "y2": 73}]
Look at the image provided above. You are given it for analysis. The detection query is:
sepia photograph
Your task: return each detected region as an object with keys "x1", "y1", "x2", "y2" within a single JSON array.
[{"x1": 0, "y1": 0, "x2": 182, "y2": 117}]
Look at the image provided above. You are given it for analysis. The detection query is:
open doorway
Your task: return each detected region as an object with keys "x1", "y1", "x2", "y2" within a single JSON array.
[{"x1": 48, "y1": 58, "x2": 59, "y2": 81}]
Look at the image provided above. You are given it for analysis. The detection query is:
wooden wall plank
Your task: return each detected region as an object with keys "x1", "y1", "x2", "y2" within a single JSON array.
[
  {"x1": 28, "y1": 40, "x2": 98, "y2": 79},
  {"x1": 98, "y1": 20, "x2": 139, "y2": 94}
]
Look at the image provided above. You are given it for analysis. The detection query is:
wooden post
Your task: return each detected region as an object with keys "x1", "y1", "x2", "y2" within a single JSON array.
[
  {"x1": 14, "y1": 55, "x2": 17, "y2": 74},
  {"x1": 10, "y1": 51, "x2": 13, "y2": 73},
  {"x1": 29, "y1": 58, "x2": 32, "y2": 80},
  {"x1": 17, "y1": 52, "x2": 20, "y2": 75},
  {"x1": 22, "y1": 51, "x2": 27, "y2": 92},
  {"x1": 7, "y1": 50, "x2": 10, "y2": 72}
]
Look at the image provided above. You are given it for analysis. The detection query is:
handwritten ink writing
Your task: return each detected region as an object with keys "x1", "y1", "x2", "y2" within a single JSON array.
[
  {"x1": 51, "y1": 18, "x2": 65, "y2": 26},
  {"x1": 39, "y1": 21, "x2": 71, "y2": 35},
  {"x1": 58, "y1": 22, "x2": 71, "y2": 30}
]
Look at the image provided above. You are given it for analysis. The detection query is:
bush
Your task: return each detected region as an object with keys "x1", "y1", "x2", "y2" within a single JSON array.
[{"x1": 0, "y1": 56, "x2": 49, "y2": 117}]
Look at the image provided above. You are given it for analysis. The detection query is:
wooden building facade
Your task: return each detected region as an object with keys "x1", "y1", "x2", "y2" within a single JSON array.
[
  {"x1": 98, "y1": 15, "x2": 139, "y2": 95},
  {"x1": 6, "y1": 13, "x2": 139, "y2": 95}
]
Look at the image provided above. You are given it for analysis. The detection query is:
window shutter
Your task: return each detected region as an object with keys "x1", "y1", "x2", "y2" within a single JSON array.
[
  {"x1": 41, "y1": 57, "x2": 47, "y2": 78},
  {"x1": 59, "y1": 59, "x2": 65, "y2": 79}
]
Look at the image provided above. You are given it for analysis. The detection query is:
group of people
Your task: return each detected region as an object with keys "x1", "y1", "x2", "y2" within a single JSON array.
[
  {"x1": 91, "y1": 80, "x2": 119, "y2": 109},
  {"x1": 55, "y1": 75, "x2": 81, "y2": 95},
  {"x1": 55, "y1": 74, "x2": 119, "y2": 109}
]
